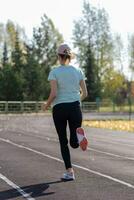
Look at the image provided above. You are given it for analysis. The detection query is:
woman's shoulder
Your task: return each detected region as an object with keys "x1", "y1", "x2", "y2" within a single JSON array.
[
  {"x1": 50, "y1": 65, "x2": 83, "y2": 73},
  {"x1": 49, "y1": 66, "x2": 59, "y2": 74},
  {"x1": 70, "y1": 65, "x2": 83, "y2": 72}
]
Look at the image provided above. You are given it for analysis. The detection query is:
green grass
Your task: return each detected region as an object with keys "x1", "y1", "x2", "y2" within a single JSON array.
[{"x1": 98, "y1": 105, "x2": 134, "y2": 112}]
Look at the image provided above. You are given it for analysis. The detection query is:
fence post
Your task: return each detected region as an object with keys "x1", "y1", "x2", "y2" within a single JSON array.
[
  {"x1": 112, "y1": 102, "x2": 115, "y2": 112},
  {"x1": 128, "y1": 98, "x2": 132, "y2": 120},
  {"x1": 97, "y1": 102, "x2": 100, "y2": 112},
  {"x1": 21, "y1": 101, "x2": 24, "y2": 113},
  {"x1": 5, "y1": 101, "x2": 8, "y2": 113},
  {"x1": 96, "y1": 97, "x2": 100, "y2": 112},
  {"x1": 35, "y1": 101, "x2": 38, "y2": 113}
]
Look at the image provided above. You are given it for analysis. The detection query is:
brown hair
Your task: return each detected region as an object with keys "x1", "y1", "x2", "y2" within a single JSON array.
[{"x1": 58, "y1": 54, "x2": 71, "y2": 61}]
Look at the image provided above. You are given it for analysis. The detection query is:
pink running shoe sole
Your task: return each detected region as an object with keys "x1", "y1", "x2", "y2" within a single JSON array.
[
  {"x1": 76, "y1": 127, "x2": 88, "y2": 151},
  {"x1": 80, "y1": 137, "x2": 88, "y2": 151}
]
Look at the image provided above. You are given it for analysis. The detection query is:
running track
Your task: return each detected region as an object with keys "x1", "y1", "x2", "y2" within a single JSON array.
[{"x1": 0, "y1": 114, "x2": 134, "y2": 200}]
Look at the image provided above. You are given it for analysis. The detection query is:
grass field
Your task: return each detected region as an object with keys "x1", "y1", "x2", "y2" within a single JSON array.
[
  {"x1": 98, "y1": 105, "x2": 134, "y2": 113},
  {"x1": 83, "y1": 120, "x2": 134, "y2": 132}
]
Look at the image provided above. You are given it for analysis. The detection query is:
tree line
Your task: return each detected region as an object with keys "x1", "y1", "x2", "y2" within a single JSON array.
[
  {"x1": 0, "y1": 1, "x2": 134, "y2": 103},
  {"x1": 0, "y1": 15, "x2": 63, "y2": 101}
]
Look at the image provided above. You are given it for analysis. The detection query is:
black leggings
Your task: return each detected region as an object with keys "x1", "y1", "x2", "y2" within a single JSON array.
[{"x1": 52, "y1": 101, "x2": 82, "y2": 169}]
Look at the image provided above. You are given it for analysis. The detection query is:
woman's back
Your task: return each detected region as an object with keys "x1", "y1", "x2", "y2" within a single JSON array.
[{"x1": 48, "y1": 65, "x2": 84, "y2": 105}]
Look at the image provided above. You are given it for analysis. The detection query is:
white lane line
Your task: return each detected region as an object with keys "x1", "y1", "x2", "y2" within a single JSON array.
[
  {"x1": 4, "y1": 129, "x2": 134, "y2": 161},
  {"x1": 0, "y1": 138, "x2": 62, "y2": 163},
  {"x1": 26, "y1": 134, "x2": 134, "y2": 161},
  {"x1": 42, "y1": 136, "x2": 134, "y2": 161},
  {"x1": 0, "y1": 138, "x2": 134, "y2": 189},
  {"x1": 20, "y1": 132, "x2": 134, "y2": 161},
  {"x1": 11, "y1": 130, "x2": 134, "y2": 162},
  {"x1": 89, "y1": 137, "x2": 134, "y2": 148},
  {"x1": 88, "y1": 147, "x2": 134, "y2": 161},
  {"x1": 2, "y1": 128, "x2": 134, "y2": 162},
  {"x1": 72, "y1": 164, "x2": 134, "y2": 189},
  {"x1": 0, "y1": 173, "x2": 35, "y2": 200}
]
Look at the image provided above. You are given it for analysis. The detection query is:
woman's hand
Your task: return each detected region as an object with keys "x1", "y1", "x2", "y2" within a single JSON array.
[
  {"x1": 41, "y1": 103, "x2": 48, "y2": 112},
  {"x1": 42, "y1": 80, "x2": 57, "y2": 112},
  {"x1": 80, "y1": 80, "x2": 88, "y2": 101}
]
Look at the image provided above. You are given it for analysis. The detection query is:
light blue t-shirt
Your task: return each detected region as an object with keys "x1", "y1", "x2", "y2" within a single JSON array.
[{"x1": 48, "y1": 65, "x2": 85, "y2": 106}]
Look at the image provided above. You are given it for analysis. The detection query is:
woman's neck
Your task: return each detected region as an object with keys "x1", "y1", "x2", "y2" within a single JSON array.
[
  {"x1": 60, "y1": 60, "x2": 70, "y2": 66},
  {"x1": 61, "y1": 63, "x2": 69, "y2": 66}
]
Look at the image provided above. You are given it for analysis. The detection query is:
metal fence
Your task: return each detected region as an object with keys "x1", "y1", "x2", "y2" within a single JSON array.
[
  {"x1": 0, "y1": 101, "x2": 133, "y2": 114},
  {"x1": 82, "y1": 101, "x2": 134, "y2": 113},
  {"x1": 0, "y1": 101, "x2": 44, "y2": 113}
]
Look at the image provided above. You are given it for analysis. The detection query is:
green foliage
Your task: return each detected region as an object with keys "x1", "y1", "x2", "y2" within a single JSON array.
[
  {"x1": 0, "y1": 65, "x2": 24, "y2": 100},
  {"x1": 0, "y1": 20, "x2": 26, "y2": 63},
  {"x1": 33, "y1": 14, "x2": 63, "y2": 72},
  {"x1": 2, "y1": 42, "x2": 8, "y2": 66},
  {"x1": 73, "y1": 1, "x2": 113, "y2": 68},
  {"x1": 102, "y1": 67, "x2": 127, "y2": 103},
  {"x1": 32, "y1": 14, "x2": 63, "y2": 99},
  {"x1": 0, "y1": 14, "x2": 63, "y2": 101},
  {"x1": 83, "y1": 44, "x2": 101, "y2": 101},
  {"x1": 0, "y1": 9, "x2": 130, "y2": 102},
  {"x1": 11, "y1": 31, "x2": 24, "y2": 72},
  {"x1": 113, "y1": 34, "x2": 124, "y2": 72},
  {"x1": 23, "y1": 44, "x2": 43, "y2": 100},
  {"x1": 6, "y1": 20, "x2": 17, "y2": 50},
  {"x1": 73, "y1": 1, "x2": 112, "y2": 101},
  {"x1": 128, "y1": 34, "x2": 134, "y2": 72}
]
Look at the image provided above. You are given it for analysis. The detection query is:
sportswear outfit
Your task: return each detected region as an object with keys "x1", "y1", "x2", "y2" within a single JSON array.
[{"x1": 48, "y1": 65, "x2": 85, "y2": 174}]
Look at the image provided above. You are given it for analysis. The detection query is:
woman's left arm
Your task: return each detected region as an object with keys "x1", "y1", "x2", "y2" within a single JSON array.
[{"x1": 42, "y1": 80, "x2": 57, "y2": 111}]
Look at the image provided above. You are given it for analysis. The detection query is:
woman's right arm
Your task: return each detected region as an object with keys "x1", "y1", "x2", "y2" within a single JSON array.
[{"x1": 80, "y1": 79, "x2": 88, "y2": 101}]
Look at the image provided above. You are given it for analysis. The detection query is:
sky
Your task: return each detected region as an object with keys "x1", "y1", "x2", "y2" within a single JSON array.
[
  {"x1": 0, "y1": 0, "x2": 134, "y2": 42},
  {"x1": 0, "y1": 0, "x2": 134, "y2": 77}
]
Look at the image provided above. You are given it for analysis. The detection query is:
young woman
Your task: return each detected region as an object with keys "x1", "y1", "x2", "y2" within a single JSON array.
[{"x1": 43, "y1": 44, "x2": 88, "y2": 181}]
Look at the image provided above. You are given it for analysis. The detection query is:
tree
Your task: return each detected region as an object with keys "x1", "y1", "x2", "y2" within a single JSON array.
[
  {"x1": 0, "y1": 65, "x2": 24, "y2": 100},
  {"x1": 113, "y1": 34, "x2": 125, "y2": 73},
  {"x1": 33, "y1": 14, "x2": 63, "y2": 98},
  {"x1": 10, "y1": 30, "x2": 26, "y2": 100},
  {"x1": 95, "y1": 7, "x2": 114, "y2": 74},
  {"x1": 23, "y1": 43, "x2": 43, "y2": 100},
  {"x1": 11, "y1": 30, "x2": 24, "y2": 72},
  {"x1": 2, "y1": 41, "x2": 8, "y2": 66},
  {"x1": 6, "y1": 20, "x2": 17, "y2": 50},
  {"x1": 0, "y1": 21, "x2": 26, "y2": 65},
  {"x1": 33, "y1": 14, "x2": 63, "y2": 71},
  {"x1": 0, "y1": 22, "x2": 26, "y2": 101},
  {"x1": 83, "y1": 44, "x2": 101, "y2": 101},
  {"x1": 0, "y1": 23, "x2": 5, "y2": 66},
  {"x1": 128, "y1": 34, "x2": 134, "y2": 72},
  {"x1": 102, "y1": 67, "x2": 127, "y2": 102},
  {"x1": 0, "y1": 16, "x2": 64, "y2": 101},
  {"x1": 73, "y1": 1, "x2": 113, "y2": 100}
]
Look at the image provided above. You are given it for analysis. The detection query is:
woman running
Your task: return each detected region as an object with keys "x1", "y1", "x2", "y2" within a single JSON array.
[{"x1": 43, "y1": 43, "x2": 88, "y2": 181}]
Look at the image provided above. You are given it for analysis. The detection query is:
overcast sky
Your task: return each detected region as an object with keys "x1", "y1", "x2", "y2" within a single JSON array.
[
  {"x1": 0, "y1": 0, "x2": 134, "y2": 77},
  {"x1": 0, "y1": 0, "x2": 134, "y2": 42}
]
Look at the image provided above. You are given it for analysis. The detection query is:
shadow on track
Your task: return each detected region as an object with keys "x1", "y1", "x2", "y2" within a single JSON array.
[{"x1": 0, "y1": 180, "x2": 63, "y2": 199}]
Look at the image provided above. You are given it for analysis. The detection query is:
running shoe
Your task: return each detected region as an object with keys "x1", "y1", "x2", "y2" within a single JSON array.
[
  {"x1": 61, "y1": 172, "x2": 75, "y2": 181},
  {"x1": 76, "y1": 127, "x2": 88, "y2": 151}
]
